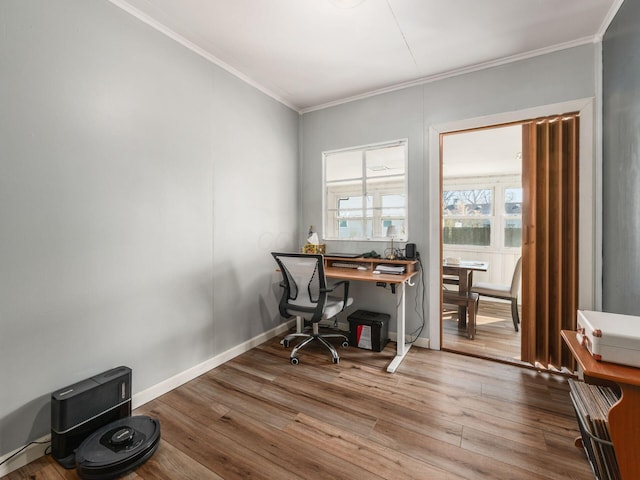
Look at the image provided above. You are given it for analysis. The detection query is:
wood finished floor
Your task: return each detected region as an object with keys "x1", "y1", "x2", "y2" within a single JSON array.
[
  {"x1": 443, "y1": 299, "x2": 523, "y2": 364},
  {"x1": 4, "y1": 335, "x2": 593, "y2": 480}
]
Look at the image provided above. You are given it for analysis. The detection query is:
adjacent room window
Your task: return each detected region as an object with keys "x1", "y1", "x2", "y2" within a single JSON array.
[
  {"x1": 324, "y1": 140, "x2": 408, "y2": 241},
  {"x1": 503, "y1": 187, "x2": 523, "y2": 248},
  {"x1": 442, "y1": 178, "x2": 521, "y2": 250},
  {"x1": 442, "y1": 189, "x2": 492, "y2": 246}
]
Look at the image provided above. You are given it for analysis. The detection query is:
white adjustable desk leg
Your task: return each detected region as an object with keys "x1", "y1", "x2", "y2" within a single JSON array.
[{"x1": 387, "y1": 280, "x2": 411, "y2": 373}]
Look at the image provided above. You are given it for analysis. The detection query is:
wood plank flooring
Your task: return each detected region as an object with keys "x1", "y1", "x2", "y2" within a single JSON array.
[
  {"x1": 3, "y1": 335, "x2": 593, "y2": 480},
  {"x1": 443, "y1": 299, "x2": 523, "y2": 364}
]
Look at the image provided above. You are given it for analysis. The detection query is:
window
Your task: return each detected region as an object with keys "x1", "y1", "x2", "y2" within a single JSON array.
[
  {"x1": 503, "y1": 187, "x2": 522, "y2": 248},
  {"x1": 442, "y1": 178, "x2": 521, "y2": 250},
  {"x1": 323, "y1": 140, "x2": 408, "y2": 240},
  {"x1": 442, "y1": 189, "x2": 492, "y2": 246}
]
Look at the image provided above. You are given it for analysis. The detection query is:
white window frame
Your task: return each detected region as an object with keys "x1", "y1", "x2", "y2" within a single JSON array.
[
  {"x1": 501, "y1": 184, "x2": 523, "y2": 249},
  {"x1": 442, "y1": 186, "x2": 493, "y2": 249},
  {"x1": 442, "y1": 174, "x2": 521, "y2": 252},
  {"x1": 322, "y1": 139, "x2": 408, "y2": 241}
]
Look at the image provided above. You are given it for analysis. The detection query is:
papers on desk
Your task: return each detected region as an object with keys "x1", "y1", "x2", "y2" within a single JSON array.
[{"x1": 374, "y1": 264, "x2": 406, "y2": 275}]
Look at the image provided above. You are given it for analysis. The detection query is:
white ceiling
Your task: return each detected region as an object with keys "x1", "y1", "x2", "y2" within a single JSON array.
[
  {"x1": 442, "y1": 125, "x2": 522, "y2": 178},
  {"x1": 112, "y1": 0, "x2": 620, "y2": 112}
]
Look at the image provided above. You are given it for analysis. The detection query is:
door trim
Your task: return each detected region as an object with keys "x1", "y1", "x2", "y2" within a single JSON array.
[{"x1": 426, "y1": 98, "x2": 598, "y2": 350}]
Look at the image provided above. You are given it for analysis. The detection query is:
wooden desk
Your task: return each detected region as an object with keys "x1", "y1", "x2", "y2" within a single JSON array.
[
  {"x1": 561, "y1": 330, "x2": 640, "y2": 480},
  {"x1": 442, "y1": 261, "x2": 488, "y2": 327},
  {"x1": 325, "y1": 256, "x2": 419, "y2": 373}
]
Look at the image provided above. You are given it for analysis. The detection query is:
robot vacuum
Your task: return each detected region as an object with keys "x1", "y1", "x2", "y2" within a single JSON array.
[{"x1": 74, "y1": 415, "x2": 161, "y2": 480}]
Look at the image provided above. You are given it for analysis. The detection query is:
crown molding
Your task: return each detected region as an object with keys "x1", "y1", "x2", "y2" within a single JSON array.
[
  {"x1": 108, "y1": 0, "x2": 300, "y2": 113},
  {"x1": 108, "y1": 0, "x2": 620, "y2": 116},
  {"x1": 301, "y1": 35, "x2": 598, "y2": 114},
  {"x1": 594, "y1": 0, "x2": 625, "y2": 42}
]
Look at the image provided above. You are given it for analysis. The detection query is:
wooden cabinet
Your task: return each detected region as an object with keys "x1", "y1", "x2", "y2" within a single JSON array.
[{"x1": 561, "y1": 330, "x2": 640, "y2": 480}]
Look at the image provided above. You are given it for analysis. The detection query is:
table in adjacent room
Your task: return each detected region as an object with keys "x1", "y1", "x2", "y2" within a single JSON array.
[{"x1": 442, "y1": 260, "x2": 488, "y2": 328}]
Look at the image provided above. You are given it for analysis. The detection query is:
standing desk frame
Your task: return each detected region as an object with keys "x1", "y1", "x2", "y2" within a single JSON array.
[{"x1": 304, "y1": 257, "x2": 420, "y2": 373}]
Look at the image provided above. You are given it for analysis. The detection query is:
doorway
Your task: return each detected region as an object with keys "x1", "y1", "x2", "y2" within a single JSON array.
[
  {"x1": 426, "y1": 99, "x2": 598, "y2": 363},
  {"x1": 440, "y1": 124, "x2": 524, "y2": 363}
]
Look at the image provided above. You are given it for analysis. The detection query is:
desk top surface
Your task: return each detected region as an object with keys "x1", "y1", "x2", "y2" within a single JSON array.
[{"x1": 325, "y1": 266, "x2": 418, "y2": 283}]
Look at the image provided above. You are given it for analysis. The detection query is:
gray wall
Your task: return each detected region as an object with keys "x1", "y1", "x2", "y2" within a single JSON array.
[
  {"x1": 301, "y1": 44, "x2": 597, "y2": 337},
  {"x1": 0, "y1": 0, "x2": 298, "y2": 456},
  {"x1": 602, "y1": 0, "x2": 640, "y2": 314}
]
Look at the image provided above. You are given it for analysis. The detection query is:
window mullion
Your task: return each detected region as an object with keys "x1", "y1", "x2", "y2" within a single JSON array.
[{"x1": 323, "y1": 139, "x2": 407, "y2": 241}]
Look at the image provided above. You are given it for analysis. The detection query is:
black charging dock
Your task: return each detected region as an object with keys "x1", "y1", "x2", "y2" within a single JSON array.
[{"x1": 51, "y1": 366, "x2": 160, "y2": 479}]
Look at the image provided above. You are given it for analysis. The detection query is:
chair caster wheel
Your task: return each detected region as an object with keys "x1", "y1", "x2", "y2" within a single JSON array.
[
  {"x1": 341, "y1": 341, "x2": 349, "y2": 348},
  {"x1": 332, "y1": 357, "x2": 339, "y2": 364},
  {"x1": 283, "y1": 339, "x2": 290, "y2": 348},
  {"x1": 290, "y1": 357, "x2": 299, "y2": 365}
]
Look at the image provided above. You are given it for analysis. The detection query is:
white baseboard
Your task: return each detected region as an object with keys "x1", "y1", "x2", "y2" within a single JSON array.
[
  {"x1": 389, "y1": 332, "x2": 430, "y2": 349},
  {"x1": 1, "y1": 318, "x2": 428, "y2": 476},
  {"x1": 0, "y1": 433, "x2": 51, "y2": 477},
  {"x1": 132, "y1": 319, "x2": 296, "y2": 409},
  {"x1": 333, "y1": 320, "x2": 430, "y2": 349},
  {"x1": 0, "y1": 319, "x2": 295, "y2": 477}
]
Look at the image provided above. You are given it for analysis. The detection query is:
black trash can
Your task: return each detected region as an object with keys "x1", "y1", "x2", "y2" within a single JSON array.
[{"x1": 348, "y1": 310, "x2": 390, "y2": 352}]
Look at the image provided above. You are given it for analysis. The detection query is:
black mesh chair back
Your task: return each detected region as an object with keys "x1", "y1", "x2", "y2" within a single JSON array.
[
  {"x1": 272, "y1": 252, "x2": 353, "y2": 365},
  {"x1": 273, "y1": 253, "x2": 327, "y2": 322}
]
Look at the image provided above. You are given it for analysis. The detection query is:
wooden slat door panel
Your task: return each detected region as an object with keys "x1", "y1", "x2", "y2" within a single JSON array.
[{"x1": 521, "y1": 115, "x2": 579, "y2": 369}]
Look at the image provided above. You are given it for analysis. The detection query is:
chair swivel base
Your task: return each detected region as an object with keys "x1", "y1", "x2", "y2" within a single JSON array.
[{"x1": 282, "y1": 323, "x2": 349, "y2": 365}]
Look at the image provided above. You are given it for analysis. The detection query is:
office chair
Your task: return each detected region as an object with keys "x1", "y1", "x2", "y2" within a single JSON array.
[
  {"x1": 471, "y1": 256, "x2": 522, "y2": 332},
  {"x1": 272, "y1": 252, "x2": 353, "y2": 365}
]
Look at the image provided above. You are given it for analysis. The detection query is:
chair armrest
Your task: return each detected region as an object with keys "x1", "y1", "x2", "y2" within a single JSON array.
[{"x1": 325, "y1": 280, "x2": 350, "y2": 311}]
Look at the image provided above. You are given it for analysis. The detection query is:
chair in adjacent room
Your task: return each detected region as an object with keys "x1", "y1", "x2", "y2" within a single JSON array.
[
  {"x1": 471, "y1": 256, "x2": 522, "y2": 332},
  {"x1": 442, "y1": 289, "x2": 479, "y2": 339},
  {"x1": 272, "y1": 252, "x2": 353, "y2": 365}
]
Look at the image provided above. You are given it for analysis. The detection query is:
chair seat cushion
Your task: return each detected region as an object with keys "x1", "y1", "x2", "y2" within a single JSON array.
[
  {"x1": 471, "y1": 282, "x2": 511, "y2": 297},
  {"x1": 322, "y1": 296, "x2": 354, "y2": 320}
]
